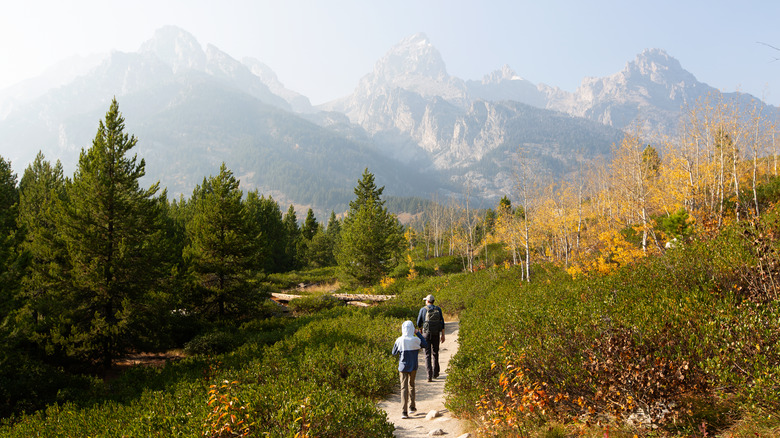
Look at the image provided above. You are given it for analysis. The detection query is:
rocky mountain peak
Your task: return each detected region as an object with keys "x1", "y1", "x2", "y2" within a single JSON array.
[
  {"x1": 623, "y1": 48, "x2": 696, "y2": 85},
  {"x1": 544, "y1": 48, "x2": 711, "y2": 132},
  {"x1": 482, "y1": 65, "x2": 524, "y2": 84},
  {"x1": 139, "y1": 25, "x2": 206, "y2": 73},
  {"x1": 343, "y1": 32, "x2": 468, "y2": 105},
  {"x1": 372, "y1": 32, "x2": 449, "y2": 83}
]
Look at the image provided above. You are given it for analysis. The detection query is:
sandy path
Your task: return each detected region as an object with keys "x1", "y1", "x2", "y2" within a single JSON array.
[{"x1": 377, "y1": 320, "x2": 471, "y2": 437}]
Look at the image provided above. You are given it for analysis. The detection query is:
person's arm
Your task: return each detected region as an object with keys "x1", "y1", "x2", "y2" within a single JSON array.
[
  {"x1": 415, "y1": 329, "x2": 428, "y2": 348},
  {"x1": 391, "y1": 341, "x2": 400, "y2": 356},
  {"x1": 416, "y1": 307, "x2": 426, "y2": 329}
]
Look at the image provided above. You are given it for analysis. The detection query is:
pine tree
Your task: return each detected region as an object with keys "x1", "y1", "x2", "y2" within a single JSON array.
[
  {"x1": 294, "y1": 208, "x2": 315, "y2": 266},
  {"x1": 14, "y1": 152, "x2": 68, "y2": 346},
  {"x1": 301, "y1": 208, "x2": 318, "y2": 241},
  {"x1": 54, "y1": 99, "x2": 167, "y2": 368},
  {"x1": 307, "y1": 225, "x2": 334, "y2": 268},
  {"x1": 283, "y1": 205, "x2": 300, "y2": 270},
  {"x1": 0, "y1": 155, "x2": 19, "y2": 334},
  {"x1": 0, "y1": 156, "x2": 17, "y2": 240},
  {"x1": 244, "y1": 192, "x2": 286, "y2": 273},
  {"x1": 306, "y1": 211, "x2": 340, "y2": 268},
  {"x1": 337, "y1": 169, "x2": 404, "y2": 285},
  {"x1": 326, "y1": 211, "x2": 341, "y2": 238},
  {"x1": 350, "y1": 168, "x2": 385, "y2": 210},
  {"x1": 184, "y1": 163, "x2": 251, "y2": 318}
]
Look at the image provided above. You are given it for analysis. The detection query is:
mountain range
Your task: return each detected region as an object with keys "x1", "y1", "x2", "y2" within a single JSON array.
[{"x1": 0, "y1": 26, "x2": 775, "y2": 216}]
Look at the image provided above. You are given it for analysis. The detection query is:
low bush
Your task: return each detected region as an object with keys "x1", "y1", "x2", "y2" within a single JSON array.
[
  {"x1": 0, "y1": 352, "x2": 100, "y2": 418},
  {"x1": 288, "y1": 294, "x2": 343, "y2": 314},
  {"x1": 447, "y1": 209, "x2": 780, "y2": 436},
  {"x1": 0, "y1": 305, "x2": 400, "y2": 437},
  {"x1": 183, "y1": 330, "x2": 244, "y2": 356}
]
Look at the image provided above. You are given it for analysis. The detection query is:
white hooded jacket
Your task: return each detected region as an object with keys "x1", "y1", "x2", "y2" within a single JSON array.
[{"x1": 391, "y1": 320, "x2": 428, "y2": 372}]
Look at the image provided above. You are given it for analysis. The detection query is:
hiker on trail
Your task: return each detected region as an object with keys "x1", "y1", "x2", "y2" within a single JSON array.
[
  {"x1": 417, "y1": 294, "x2": 445, "y2": 382},
  {"x1": 391, "y1": 320, "x2": 428, "y2": 419}
]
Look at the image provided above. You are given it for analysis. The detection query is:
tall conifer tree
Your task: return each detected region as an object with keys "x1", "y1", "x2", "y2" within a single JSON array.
[
  {"x1": 55, "y1": 99, "x2": 166, "y2": 368},
  {"x1": 301, "y1": 208, "x2": 318, "y2": 241},
  {"x1": 184, "y1": 163, "x2": 251, "y2": 318},
  {"x1": 14, "y1": 153, "x2": 68, "y2": 344},
  {"x1": 0, "y1": 155, "x2": 19, "y2": 335},
  {"x1": 244, "y1": 192, "x2": 286, "y2": 273},
  {"x1": 283, "y1": 205, "x2": 300, "y2": 270},
  {"x1": 337, "y1": 169, "x2": 404, "y2": 285}
]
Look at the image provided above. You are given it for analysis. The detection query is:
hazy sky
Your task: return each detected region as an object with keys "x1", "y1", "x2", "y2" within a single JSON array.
[{"x1": 2, "y1": 0, "x2": 779, "y2": 105}]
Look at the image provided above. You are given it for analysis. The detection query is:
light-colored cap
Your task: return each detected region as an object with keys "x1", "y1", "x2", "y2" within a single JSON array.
[{"x1": 423, "y1": 294, "x2": 435, "y2": 302}]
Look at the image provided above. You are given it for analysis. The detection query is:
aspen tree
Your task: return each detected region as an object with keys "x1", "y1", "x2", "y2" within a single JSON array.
[{"x1": 609, "y1": 124, "x2": 656, "y2": 253}]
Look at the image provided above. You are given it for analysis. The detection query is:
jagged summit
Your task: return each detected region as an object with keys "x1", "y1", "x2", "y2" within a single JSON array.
[
  {"x1": 541, "y1": 48, "x2": 712, "y2": 131},
  {"x1": 2, "y1": 26, "x2": 774, "y2": 213},
  {"x1": 372, "y1": 32, "x2": 449, "y2": 82},
  {"x1": 139, "y1": 26, "x2": 206, "y2": 73},
  {"x1": 481, "y1": 65, "x2": 525, "y2": 84},
  {"x1": 623, "y1": 48, "x2": 697, "y2": 85},
  {"x1": 466, "y1": 64, "x2": 545, "y2": 107},
  {"x1": 327, "y1": 32, "x2": 469, "y2": 111}
]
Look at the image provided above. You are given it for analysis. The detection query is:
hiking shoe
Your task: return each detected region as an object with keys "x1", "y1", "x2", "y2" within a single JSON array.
[
  {"x1": 427, "y1": 377, "x2": 433, "y2": 382},
  {"x1": 401, "y1": 412, "x2": 409, "y2": 419},
  {"x1": 409, "y1": 407, "x2": 417, "y2": 413}
]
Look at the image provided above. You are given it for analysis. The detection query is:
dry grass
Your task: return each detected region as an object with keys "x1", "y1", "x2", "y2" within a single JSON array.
[{"x1": 296, "y1": 281, "x2": 340, "y2": 294}]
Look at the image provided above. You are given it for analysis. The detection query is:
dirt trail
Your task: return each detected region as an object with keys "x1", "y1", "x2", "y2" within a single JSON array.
[{"x1": 377, "y1": 320, "x2": 471, "y2": 437}]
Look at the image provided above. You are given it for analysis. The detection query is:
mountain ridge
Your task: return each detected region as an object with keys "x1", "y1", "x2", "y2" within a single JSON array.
[{"x1": 0, "y1": 26, "x2": 775, "y2": 215}]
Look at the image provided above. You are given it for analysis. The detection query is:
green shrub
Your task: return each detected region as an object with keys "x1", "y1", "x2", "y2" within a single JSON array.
[
  {"x1": 1, "y1": 308, "x2": 402, "y2": 437},
  {"x1": 447, "y1": 210, "x2": 780, "y2": 435},
  {"x1": 184, "y1": 330, "x2": 244, "y2": 356},
  {"x1": 288, "y1": 294, "x2": 343, "y2": 314},
  {"x1": 0, "y1": 352, "x2": 100, "y2": 418}
]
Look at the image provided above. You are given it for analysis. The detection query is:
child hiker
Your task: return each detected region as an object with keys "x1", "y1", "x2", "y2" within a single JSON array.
[{"x1": 391, "y1": 320, "x2": 428, "y2": 418}]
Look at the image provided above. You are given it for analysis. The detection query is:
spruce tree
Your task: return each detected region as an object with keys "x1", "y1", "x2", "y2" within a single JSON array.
[
  {"x1": 337, "y1": 169, "x2": 404, "y2": 285},
  {"x1": 54, "y1": 99, "x2": 166, "y2": 368}
]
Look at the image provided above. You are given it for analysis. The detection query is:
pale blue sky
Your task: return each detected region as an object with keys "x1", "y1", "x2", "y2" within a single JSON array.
[{"x1": 2, "y1": 0, "x2": 779, "y2": 105}]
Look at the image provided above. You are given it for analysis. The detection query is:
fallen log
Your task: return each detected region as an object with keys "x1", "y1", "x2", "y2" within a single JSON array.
[
  {"x1": 333, "y1": 293, "x2": 394, "y2": 302},
  {"x1": 271, "y1": 292, "x2": 395, "y2": 303},
  {"x1": 271, "y1": 293, "x2": 304, "y2": 302}
]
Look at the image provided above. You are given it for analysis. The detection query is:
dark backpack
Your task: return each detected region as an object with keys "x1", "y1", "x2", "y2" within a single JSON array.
[{"x1": 423, "y1": 306, "x2": 443, "y2": 335}]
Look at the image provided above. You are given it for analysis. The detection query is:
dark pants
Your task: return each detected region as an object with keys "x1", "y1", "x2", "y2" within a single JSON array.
[{"x1": 424, "y1": 332, "x2": 440, "y2": 379}]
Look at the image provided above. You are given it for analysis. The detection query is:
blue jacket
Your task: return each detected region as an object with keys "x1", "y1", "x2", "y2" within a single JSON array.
[{"x1": 391, "y1": 320, "x2": 428, "y2": 372}]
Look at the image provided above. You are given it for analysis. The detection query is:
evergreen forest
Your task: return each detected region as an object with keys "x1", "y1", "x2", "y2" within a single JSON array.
[{"x1": 1, "y1": 94, "x2": 779, "y2": 437}]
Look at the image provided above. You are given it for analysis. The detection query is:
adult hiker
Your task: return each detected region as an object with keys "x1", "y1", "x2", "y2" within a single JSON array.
[
  {"x1": 391, "y1": 320, "x2": 428, "y2": 419},
  {"x1": 416, "y1": 294, "x2": 445, "y2": 382}
]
